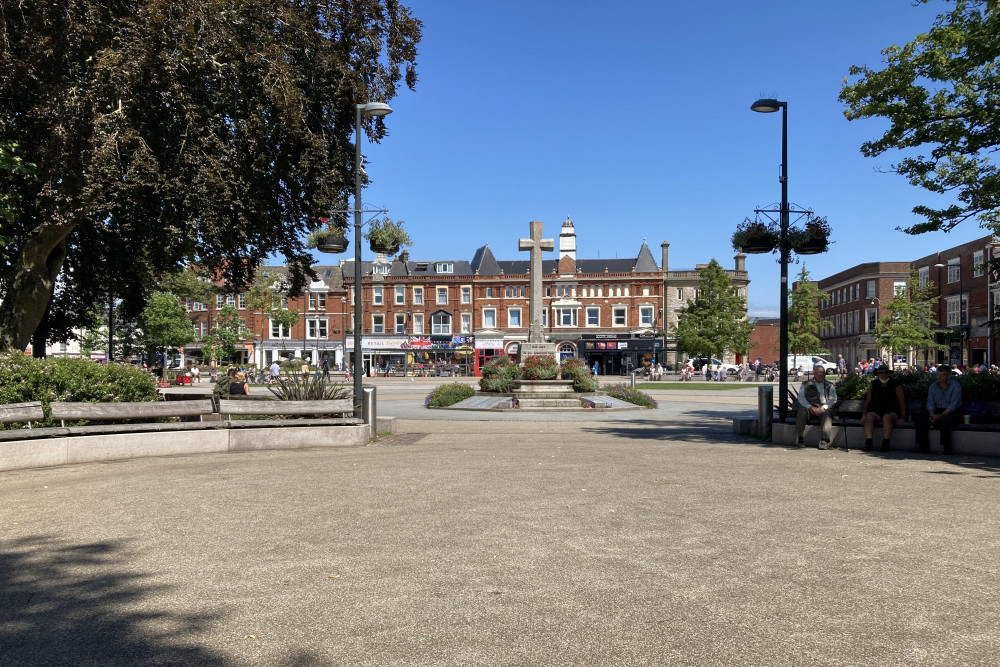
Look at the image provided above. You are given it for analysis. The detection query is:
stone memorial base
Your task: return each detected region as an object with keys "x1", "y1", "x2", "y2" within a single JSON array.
[{"x1": 517, "y1": 342, "x2": 558, "y2": 364}]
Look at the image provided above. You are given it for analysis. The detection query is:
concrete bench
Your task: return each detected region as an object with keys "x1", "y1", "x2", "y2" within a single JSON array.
[{"x1": 217, "y1": 398, "x2": 362, "y2": 428}]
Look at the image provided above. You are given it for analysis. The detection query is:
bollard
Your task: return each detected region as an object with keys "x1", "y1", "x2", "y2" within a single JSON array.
[
  {"x1": 362, "y1": 385, "x2": 377, "y2": 437},
  {"x1": 630, "y1": 372, "x2": 636, "y2": 388},
  {"x1": 758, "y1": 385, "x2": 773, "y2": 439}
]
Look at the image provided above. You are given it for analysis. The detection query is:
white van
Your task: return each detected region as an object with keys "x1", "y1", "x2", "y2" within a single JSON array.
[{"x1": 786, "y1": 355, "x2": 837, "y2": 374}]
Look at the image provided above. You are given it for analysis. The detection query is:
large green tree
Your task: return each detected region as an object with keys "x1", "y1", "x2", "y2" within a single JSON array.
[
  {"x1": 788, "y1": 265, "x2": 830, "y2": 356},
  {"x1": 0, "y1": 0, "x2": 421, "y2": 353},
  {"x1": 874, "y1": 269, "x2": 947, "y2": 366},
  {"x1": 840, "y1": 0, "x2": 1000, "y2": 236},
  {"x1": 674, "y1": 259, "x2": 754, "y2": 361},
  {"x1": 141, "y1": 291, "x2": 195, "y2": 377}
]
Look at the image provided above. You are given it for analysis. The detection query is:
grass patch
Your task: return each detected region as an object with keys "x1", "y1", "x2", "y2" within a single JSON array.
[{"x1": 636, "y1": 382, "x2": 759, "y2": 391}]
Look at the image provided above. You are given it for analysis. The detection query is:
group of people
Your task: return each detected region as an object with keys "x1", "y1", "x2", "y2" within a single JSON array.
[{"x1": 795, "y1": 363, "x2": 964, "y2": 454}]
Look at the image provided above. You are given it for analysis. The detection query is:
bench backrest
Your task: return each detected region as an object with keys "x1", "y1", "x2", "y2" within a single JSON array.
[
  {"x1": 0, "y1": 401, "x2": 44, "y2": 425},
  {"x1": 49, "y1": 399, "x2": 214, "y2": 424},
  {"x1": 834, "y1": 399, "x2": 865, "y2": 417},
  {"x1": 218, "y1": 398, "x2": 353, "y2": 417}
]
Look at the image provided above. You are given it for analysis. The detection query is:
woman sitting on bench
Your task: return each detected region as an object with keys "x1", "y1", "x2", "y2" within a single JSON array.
[{"x1": 861, "y1": 365, "x2": 905, "y2": 452}]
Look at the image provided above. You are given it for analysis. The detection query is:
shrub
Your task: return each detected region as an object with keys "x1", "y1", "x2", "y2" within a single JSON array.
[
  {"x1": 834, "y1": 368, "x2": 991, "y2": 402},
  {"x1": 0, "y1": 352, "x2": 157, "y2": 427},
  {"x1": 605, "y1": 383, "x2": 658, "y2": 408},
  {"x1": 522, "y1": 354, "x2": 559, "y2": 380},
  {"x1": 425, "y1": 382, "x2": 475, "y2": 407},
  {"x1": 268, "y1": 373, "x2": 352, "y2": 401},
  {"x1": 479, "y1": 357, "x2": 518, "y2": 393},
  {"x1": 561, "y1": 357, "x2": 598, "y2": 392}
]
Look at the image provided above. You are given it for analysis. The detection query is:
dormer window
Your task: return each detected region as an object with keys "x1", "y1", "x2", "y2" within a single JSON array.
[{"x1": 435, "y1": 262, "x2": 454, "y2": 274}]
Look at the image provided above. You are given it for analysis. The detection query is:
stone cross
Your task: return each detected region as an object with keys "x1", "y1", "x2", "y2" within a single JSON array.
[{"x1": 518, "y1": 220, "x2": 554, "y2": 343}]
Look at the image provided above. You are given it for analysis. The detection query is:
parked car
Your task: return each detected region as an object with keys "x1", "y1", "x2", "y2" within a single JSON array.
[
  {"x1": 684, "y1": 357, "x2": 740, "y2": 373},
  {"x1": 785, "y1": 355, "x2": 837, "y2": 374}
]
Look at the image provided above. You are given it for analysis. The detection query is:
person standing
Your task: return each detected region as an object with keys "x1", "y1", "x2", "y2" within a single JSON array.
[
  {"x1": 795, "y1": 364, "x2": 838, "y2": 450},
  {"x1": 593, "y1": 361, "x2": 599, "y2": 376},
  {"x1": 915, "y1": 365, "x2": 962, "y2": 454},
  {"x1": 321, "y1": 355, "x2": 331, "y2": 381},
  {"x1": 837, "y1": 354, "x2": 847, "y2": 377},
  {"x1": 862, "y1": 365, "x2": 906, "y2": 452},
  {"x1": 269, "y1": 359, "x2": 280, "y2": 385}
]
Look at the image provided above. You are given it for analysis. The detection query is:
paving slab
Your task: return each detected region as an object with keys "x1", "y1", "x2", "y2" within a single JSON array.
[{"x1": 1, "y1": 392, "x2": 998, "y2": 666}]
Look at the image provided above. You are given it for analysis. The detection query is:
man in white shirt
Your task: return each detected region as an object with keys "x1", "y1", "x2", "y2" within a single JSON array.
[
  {"x1": 795, "y1": 364, "x2": 838, "y2": 450},
  {"x1": 269, "y1": 360, "x2": 281, "y2": 384}
]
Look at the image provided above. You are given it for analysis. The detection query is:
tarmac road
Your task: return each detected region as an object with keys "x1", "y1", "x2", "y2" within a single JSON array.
[{"x1": 2, "y1": 386, "x2": 998, "y2": 666}]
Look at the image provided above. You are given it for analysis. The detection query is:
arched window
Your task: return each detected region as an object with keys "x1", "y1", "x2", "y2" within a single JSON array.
[{"x1": 559, "y1": 343, "x2": 575, "y2": 357}]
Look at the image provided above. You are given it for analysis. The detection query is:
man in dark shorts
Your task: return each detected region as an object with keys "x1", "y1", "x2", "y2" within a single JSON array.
[{"x1": 862, "y1": 365, "x2": 906, "y2": 452}]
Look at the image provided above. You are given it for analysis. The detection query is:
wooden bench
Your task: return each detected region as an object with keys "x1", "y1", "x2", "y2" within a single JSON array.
[
  {"x1": 48, "y1": 399, "x2": 221, "y2": 436},
  {"x1": 217, "y1": 398, "x2": 362, "y2": 428},
  {"x1": 0, "y1": 401, "x2": 69, "y2": 441}
]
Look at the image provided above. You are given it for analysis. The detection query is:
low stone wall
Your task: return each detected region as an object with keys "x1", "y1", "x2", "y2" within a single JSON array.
[
  {"x1": 772, "y1": 422, "x2": 999, "y2": 457},
  {"x1": 0, "y1": 424, "x2": 373, "y2": 473}
]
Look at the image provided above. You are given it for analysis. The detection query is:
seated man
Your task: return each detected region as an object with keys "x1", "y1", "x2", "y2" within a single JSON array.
[
  {"x1": 915, "y1": 364, "x2": 963, "y2": 454},
  {"x1": 862, "y1": 365, "x2": 905, "y2": 452},
  {"x1": 795, "y1": 364, "x2": 838, "y2": 450}
]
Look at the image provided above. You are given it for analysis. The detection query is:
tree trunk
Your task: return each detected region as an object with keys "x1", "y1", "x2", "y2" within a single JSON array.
[{"x1": 0, "y1": 220, "x2": 74, "y2": 353}]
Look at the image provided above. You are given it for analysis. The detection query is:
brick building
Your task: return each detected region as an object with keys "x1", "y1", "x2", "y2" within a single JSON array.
[
  {"x1": 814, "y1": 235, "x2": 999, "y2": 370},
  {"x1": 176, "y1": 219, "x2": 751, "y2": 375}
]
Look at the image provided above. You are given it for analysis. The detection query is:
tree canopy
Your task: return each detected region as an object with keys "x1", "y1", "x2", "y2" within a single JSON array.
[
  {"x1": 788, "y1": 265, "x2": 830, "y2": 356},
  {"x1": 874, "y1": 269, "x2": 947, "y2": 365},
  {"x1": 0, "y1": 0, "x2": 421, "y2": 353},
  {"x1": 674, "y1": 259, "x2": 753, "y2": 360},
  {"x1": 840, "y1": 0, "x2": 1000, "y2": 236}
]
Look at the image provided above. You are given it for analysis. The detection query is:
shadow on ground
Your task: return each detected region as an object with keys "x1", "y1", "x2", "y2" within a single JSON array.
[
  {"x1": 581, "y1": 409, "x2": 771, "y2": 445},
  {"x1": 0, "y1": 535, "x2": 335, "y2": 667}
]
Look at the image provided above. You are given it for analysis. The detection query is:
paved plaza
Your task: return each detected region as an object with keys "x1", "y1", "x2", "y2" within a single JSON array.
[{"x1": 1, "y1": 382, "x2": 998, "y2": 665}]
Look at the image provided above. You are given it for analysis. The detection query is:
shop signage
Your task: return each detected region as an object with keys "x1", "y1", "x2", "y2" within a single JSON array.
[{"x1": 475, "y1": 338, "x2": 504, "y2": 350}]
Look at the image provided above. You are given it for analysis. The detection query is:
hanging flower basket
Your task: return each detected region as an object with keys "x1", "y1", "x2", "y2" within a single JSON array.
[
  {"x1": 795, "y1": 237, "x2": 828, "y2": 255},
  {"x1": 364, "y1": 217, "x2": 412, "y2": 256},
  {"x1": 731, "y1": 219, "x2": 779, "y2": 254},
  {"x1": 789, "y1": 216, "x2": 831, "y2": 255},
  {"x1": 306, "y1": 218, "x2": 349, "y2": 253}
]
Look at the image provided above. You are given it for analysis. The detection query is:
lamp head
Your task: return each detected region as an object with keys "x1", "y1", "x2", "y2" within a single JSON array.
[
  {"x1": 934, "y1": 263, "x2": 946, "y2": 268},
  {"x1": 750, "y1": 98, "x2": 784, "y2": 113},
  {"x1": 359, "y1": 102, "x2": 393, "y2": 117}
]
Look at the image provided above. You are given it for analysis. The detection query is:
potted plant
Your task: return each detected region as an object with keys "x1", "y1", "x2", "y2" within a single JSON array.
[
  {"x1": 364, "y1": 217, "x2": 412, "y2": 255},
  {"x1": 731, "y1": 218, "x2": 779, "y2": 254},
  {"x1": 790, "y1": 216, "x2": 831, "y2": 255},
  {"x1": 306, "y1": 218, "x2": 349, "y2": 253}
]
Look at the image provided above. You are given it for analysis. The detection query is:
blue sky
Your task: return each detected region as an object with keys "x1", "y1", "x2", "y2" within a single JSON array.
[{"x1": 334, "y1": 0, "x2": 985, "y2": 318}]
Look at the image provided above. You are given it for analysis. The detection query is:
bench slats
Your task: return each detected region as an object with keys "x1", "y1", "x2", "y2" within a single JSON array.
[
  {"x1": 50, "y1": 399, "x2": 214, "y2": 423},
  {"x1": 218, "y1": 399, "x2": 353, "y2": 416},
  {"x1": 0, "y1": 401, "x2": 44, "y2": 425},
  {"x1": 62, "y1": 421, "x2": 229, "y2": 436}
]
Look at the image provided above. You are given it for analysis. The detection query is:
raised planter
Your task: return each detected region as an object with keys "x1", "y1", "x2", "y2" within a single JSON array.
[{"x1": 514, "y1": 379, "x2": 576, "y2": 395}]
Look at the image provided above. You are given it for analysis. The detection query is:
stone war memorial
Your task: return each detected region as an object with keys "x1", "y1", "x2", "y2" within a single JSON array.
[{"x1": 444, "y1": 220, "x2": 643, "y2": 412}]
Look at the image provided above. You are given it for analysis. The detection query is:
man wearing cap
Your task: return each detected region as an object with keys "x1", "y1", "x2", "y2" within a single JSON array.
[
  {"x1": 795, "y1": 364, "x2": 838, "y2": 450},
  {"x1": 915, "y1": 364, "x2": 962, "y2": 454},
  {"x1": 862, "y1": 365, "x2": 905, "y2": 451}
]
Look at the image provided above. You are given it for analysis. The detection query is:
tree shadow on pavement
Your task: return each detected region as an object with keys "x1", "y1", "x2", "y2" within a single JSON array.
[
  {"x1": 583, "y1": 408, "x2": 775, "y2": 446},
  {"x1": 0, "y1": 534, "x2": 227, "y2": 667},
  {"x1": 0, "y1": 535, "x2": 339, "y2": 667}
]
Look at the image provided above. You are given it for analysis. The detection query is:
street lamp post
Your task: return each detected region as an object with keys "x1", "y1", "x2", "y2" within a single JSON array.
[
  {"x1": 353, "y1": 102, "x2": 393, "y2": 417},
  {"x1": 750, "y1": 98, "x2": 790, "y2": 421},
  {"x1": 869, "y1": 297, "x2": 881, "y2": 366}
]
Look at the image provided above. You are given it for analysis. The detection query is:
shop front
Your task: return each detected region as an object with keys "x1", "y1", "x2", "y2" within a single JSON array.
[
  {"x1": 346, "y1": 335, "x2": 476, "y2": 376},
  {"x1": 473, "y1": 337, "x2": 506, "y2": 376},
  {"x1": 580, "y1": 333, "x2": 663, "y2": 376}
]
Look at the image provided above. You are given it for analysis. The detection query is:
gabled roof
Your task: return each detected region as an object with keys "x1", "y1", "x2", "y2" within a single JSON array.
[{"x1": 340, "y1": 259, "x2": 474, "y2": 278}]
